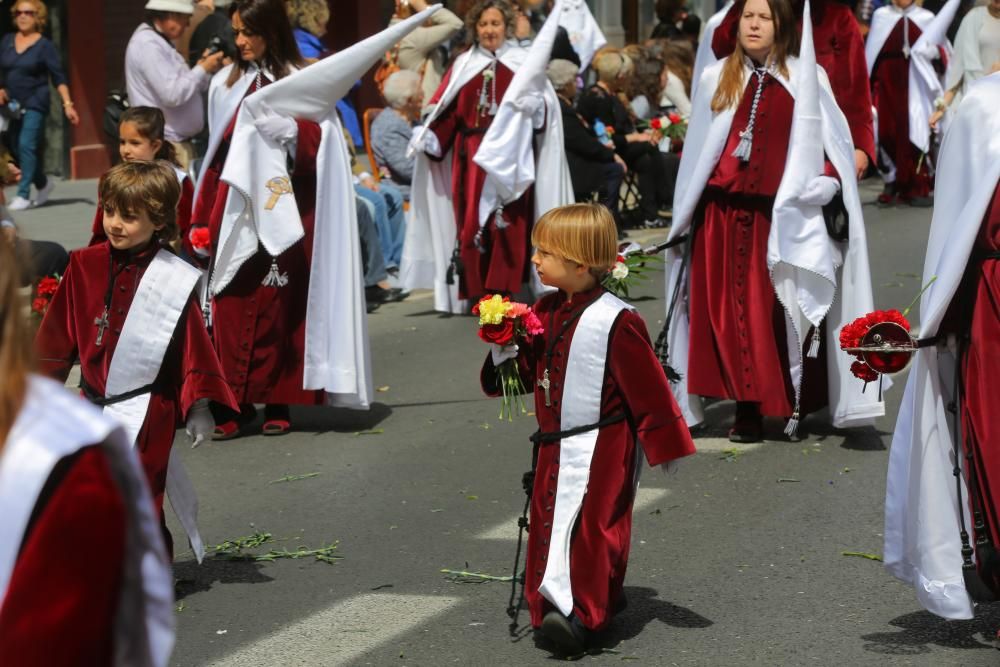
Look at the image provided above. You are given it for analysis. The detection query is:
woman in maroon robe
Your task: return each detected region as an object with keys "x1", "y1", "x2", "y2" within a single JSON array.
[
  {"x1": 422, "y1": 0, "x2": 533, "y2": 301},
  {"x1": 687, "y1": 0, "x2": 834, "y2": 442},
  {"x1": 711, "y1": 0, "x2": 875, "y2": 177},
  {"x1": 191, "y1": 0, "x2": 324, "y2": 439}
]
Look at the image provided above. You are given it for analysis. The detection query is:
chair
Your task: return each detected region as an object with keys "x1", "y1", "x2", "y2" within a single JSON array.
[{"x1": 362, "y1": 107, "x2": 383, "y2": 182}]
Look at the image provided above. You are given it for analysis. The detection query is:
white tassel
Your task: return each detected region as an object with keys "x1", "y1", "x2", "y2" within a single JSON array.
[
  {"x1": 494, "y1": 207, "x2": 509, "y2": 230},
  {"x1": 784, "y1": 406, "x2": 800, "y2": 437},
  {"x1": 261, "y1": 258, "x2": 289, "y2": 287},
  {"x1": 807, "y1": 328, "x2": 821, "y2": 358},
  {"x1": 732, "y1": 130, "x2": 753, "y2": 162}
]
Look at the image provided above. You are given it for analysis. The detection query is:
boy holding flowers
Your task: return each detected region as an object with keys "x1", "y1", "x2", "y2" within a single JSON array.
[{"x1": 480, "y1": 203, "x2": 696, "y2": 656}]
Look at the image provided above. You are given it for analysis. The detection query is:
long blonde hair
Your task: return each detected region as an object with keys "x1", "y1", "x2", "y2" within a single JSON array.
[
  {"x1": 710, "y1": 0, "x2": 798, "y2": 112},
  {"x1": 0, "y1": 242, "x2": 32, "y2": 447}
]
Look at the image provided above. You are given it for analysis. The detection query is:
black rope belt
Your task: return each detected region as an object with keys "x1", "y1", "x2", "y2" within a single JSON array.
[
  {"x1": 974, "y1": 249, "x2": 1000, "y2": 261},
  {"x1": 529, "y1": 412, "x2": 626, "y2": 444},
  {"x1": 80, "y1": 377, "x2": 157, "y2": 407}
]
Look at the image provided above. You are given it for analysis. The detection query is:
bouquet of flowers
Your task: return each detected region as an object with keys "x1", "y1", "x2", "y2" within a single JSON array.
[
  {"x1": 602, "y1": 242, "x2": 662, "y2": 299},
  {"x1": 31, "y1": 275, "x2": 60, "y2": 320},
  {"x1": 838, "y1": 278, "x2": 935, "y2": 387},
  {"x1": 648, "y1": 112, "x2": 687, "y2": 143},
  {"x1": 473, "y1": 294, "x2": 544, "y2": 421}
]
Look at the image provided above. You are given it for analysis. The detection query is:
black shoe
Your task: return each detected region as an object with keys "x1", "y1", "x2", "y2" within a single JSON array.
[
  {"x1": 365, "y1": 285, "x2": 390, "y2": 304},
  {"x1": 385, "y1": 287, "x2": 410, "y2": 303},
  {"x1": 613, "y1": 592, "x2": 628, "y2": 616},
  {"x1": 366, "y1": 300, "x2": 381, "y2": 314},
  {"x1": 729, "y1": 401, "x2": 763, "y2": 443},
  {"x1": 540, "y1": 611, "x2": 588, "y2": 657},
  {"x1": 906, "y1": 196, "x2": 933, "y2": 208}
]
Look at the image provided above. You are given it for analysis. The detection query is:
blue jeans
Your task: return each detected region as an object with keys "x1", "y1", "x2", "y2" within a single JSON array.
[
  {"x1": 354, "y1": 182, "x2": 406, "y2": 269},
  {"x1": 11, "y1": 109, "x2": 47, "y2": 199}
]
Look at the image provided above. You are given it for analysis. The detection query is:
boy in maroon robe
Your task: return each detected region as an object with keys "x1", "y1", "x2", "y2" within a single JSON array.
[
  {"x1": 35, "y1": 161, "x2": 237, "y2": 556},
  {"x1": 481, "y1": 204, "x2": 695, "y2": 657}
]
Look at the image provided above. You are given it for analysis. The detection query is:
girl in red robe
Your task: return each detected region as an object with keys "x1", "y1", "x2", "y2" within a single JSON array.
[
  {"x1": 89, "y1": 107, "x2": 196, "y2": 255},
  {"x1": 1, "y1": 233, "x2": 173, "y2": 666},
  {"x1": 191, "y1": 0, "x2": 324, "y2": 439},
  {"x1": 481, "y1": 204, "x2": 695, "y2": 657},
  {"x1": 421, "y1": 0, "x2": 534, "y2": 301},
  {"x1": 35, "y1": 161, "x2": 237, "y2": 557}
]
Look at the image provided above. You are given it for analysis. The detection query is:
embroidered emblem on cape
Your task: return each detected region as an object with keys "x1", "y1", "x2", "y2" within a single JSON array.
[{"x1": 264, "y1": 176, "x2": 293, "y2": 210}]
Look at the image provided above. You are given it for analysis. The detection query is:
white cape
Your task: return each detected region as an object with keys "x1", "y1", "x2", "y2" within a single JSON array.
[
  {"x1": 664, "y1": 54, "x2": 883, "y2": 429},
  {"x1": 884, "y1": 72, "x2": 1000, "y2": 621},
  {"x1": 690, "y1": 0, "x2": 733, "y2": 102}
]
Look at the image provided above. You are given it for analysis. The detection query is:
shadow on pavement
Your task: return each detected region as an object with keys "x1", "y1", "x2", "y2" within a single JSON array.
[
  {"x1": 860, "y1": 604, "x2": 1000, "y2": 655},
  {"x1": 173, "y1": 557, "x2": 275, "y2": 602},
  {"x1": 34, "y1": 197, "x2": 96, "y2": 208},
  {"x1": 289, "y1": 402, "x2": 393, "y2": 434}
]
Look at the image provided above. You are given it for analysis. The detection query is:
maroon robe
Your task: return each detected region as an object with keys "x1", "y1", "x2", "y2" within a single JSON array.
[
  {"x1": 481, "y1": 286, "x2": 695, "y2": 631},
  {"x1": 952, "y1": 180, "x2": 1000, "y2": 591},
  {"x1": 34, "y1": 241, "x2": 237, "y2": 547},
  {"x1": 711, "y1": 0, "x2": 876, "y2": 162},
  {"x1": 428, "y1": 60, "x2": 534, "y2": 300},
  {"x1": 871, "y1": 19, "x2": 933, "y2": 200},
  {"x1": 191, "y1": 74, "x2": 324, "y2": 406},
  {"x1": 687, "y1": 74, "x2": 829, "y2": 418},
  {"x1": 90, "y1": 176, "x2": 196, "y2": 255},
  {"x1": 0, "y1": 447, "x2": 125, "y2": 666}
]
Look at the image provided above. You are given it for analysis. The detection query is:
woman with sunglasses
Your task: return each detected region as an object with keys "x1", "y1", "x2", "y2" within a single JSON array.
[{"x1": 0, "y1": 1, "x2": 78, "y2": 211}]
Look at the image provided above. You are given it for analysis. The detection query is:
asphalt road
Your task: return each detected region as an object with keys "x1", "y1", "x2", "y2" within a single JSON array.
[{"x1": 15, "y1": 177, "x2": 1000, "y2": 666}]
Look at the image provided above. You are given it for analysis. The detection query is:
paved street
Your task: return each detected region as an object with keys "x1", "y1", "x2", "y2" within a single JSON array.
[{"x1": 14, "y1": 177, "x2": 1000, "y2": 666}]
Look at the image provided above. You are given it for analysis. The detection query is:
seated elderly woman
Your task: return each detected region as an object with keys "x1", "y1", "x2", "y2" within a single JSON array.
[
  {"x1": 546, "y1": 58, "x2": 627, "y2": 237},
  {"x1": 371, "y1": 69, "x2": 423, "y2": 200}
]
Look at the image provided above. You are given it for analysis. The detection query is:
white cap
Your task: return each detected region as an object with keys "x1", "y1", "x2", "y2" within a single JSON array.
[{"x1": 144, "y1": 0, "x2": 195, "y2": 14}]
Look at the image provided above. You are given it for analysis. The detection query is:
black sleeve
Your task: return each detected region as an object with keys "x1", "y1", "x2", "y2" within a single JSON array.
[{"x1": 562, "y1": 110, "x2": 615, "y2": 162}]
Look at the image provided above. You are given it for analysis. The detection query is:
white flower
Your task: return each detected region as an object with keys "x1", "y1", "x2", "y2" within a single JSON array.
[{"x1": 611, "y1": 262, "x2": 629, "y2": 280}]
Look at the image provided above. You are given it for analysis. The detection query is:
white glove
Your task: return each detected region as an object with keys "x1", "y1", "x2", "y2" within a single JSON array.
[
  {"x1": 512, "y1": 94, "x2": 546, "y2": 129},
  {"x1": 185, "y1": 399, "x2": 214, "y2": 448},
  {"x1": 798, "y1": 175, "x2": 840, "y2": 207},
  {"x1": 914, "y1": 41, "x2": 939, "y2": 61},
  {"x1": 254, "y1": 104, "x2": 298, "y2": 145},
  {"x1": 490, "y1": 343, "x2": 519, "y2": 366},
  {"x1": 408, "y1": 129, "x2": 442, "y2": 158}
]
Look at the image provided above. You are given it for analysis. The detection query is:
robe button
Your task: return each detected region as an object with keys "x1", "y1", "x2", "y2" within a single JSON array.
[
  {"x1": 542, "y1": 538, "x2": 549, "y2": 545},
  {"x1": 548, "y1": 489, "x2": 554, "y2": 496},
  {"x1": 119, "y1": 285, "x2": 126, "y2": 292},
  {"x1": 541, "y1": 554, "x2": 547, "y2": 561},
  {"x1": 549, "y1": 473, "x2": 556, "y2": 480},
  {"x1": 544, "y1": 522, "x2": 551, "y2": 528},
  {"x1": 117, "y1": 308, "x2": 125, "y2": 314},
  {"x1": 545, "y1": 505, "x2": 553, "y2": 512},
  {"x1": 246, "y1": 310, "x2": 253, "y2": 316},
  {"x1": 536, "y1": 570, "x2": 543, "y2": 576}
]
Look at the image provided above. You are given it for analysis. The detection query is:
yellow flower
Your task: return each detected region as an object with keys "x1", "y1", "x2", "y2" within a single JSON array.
[{"x1": 477, "y1": 294, "x2": 512, "y2": 326}]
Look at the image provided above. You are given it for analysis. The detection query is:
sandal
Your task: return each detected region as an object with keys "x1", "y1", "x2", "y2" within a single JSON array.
[
  {"x1": 213, "y1": 420, "x2": 242, "y2": 441},
  {"x1": 262, "y1": 419, "x2": 291, "y2": 436}
]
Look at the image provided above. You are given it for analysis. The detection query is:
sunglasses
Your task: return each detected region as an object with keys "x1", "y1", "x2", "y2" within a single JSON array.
[{"x1": 15, "y1": 10, "x2": 37, "y2": 16}]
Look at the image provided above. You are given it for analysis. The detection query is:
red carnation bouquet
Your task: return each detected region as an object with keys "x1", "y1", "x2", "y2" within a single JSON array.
[
  {"x1": 839, "y1": 278, "x2": 935, "y2": 387},
  {"x1": 646, "y1": 112, "x2": 687, "y2": 152},
  {"x1": 473, "y1": 294, "x2": 545, "y2": 420},
  {"x1": 31, "y1": 275, "x2": 60, "y2": 321}
]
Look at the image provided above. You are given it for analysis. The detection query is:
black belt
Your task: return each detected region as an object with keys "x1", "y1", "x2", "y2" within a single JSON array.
[
  {"x1": 80, "y1": 377, "x2": 157, "y2": 407},
  {"x1": 529, "y1": 412, "x2": 626, "y2": 444},
  {"x1": 974, "y1": 249, "x2": 1000, "y2": 261},
  {"x1": 459, "y1": 126, "x2": 488, "y2": 136}
]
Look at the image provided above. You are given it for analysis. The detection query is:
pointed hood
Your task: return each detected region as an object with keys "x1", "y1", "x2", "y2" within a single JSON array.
[
  {"x1": 908, "y1": 0, "x2": 960, "y2": 152},
  {"x1": 474, "y1": 1, "x2": 565, "y2": 220}
]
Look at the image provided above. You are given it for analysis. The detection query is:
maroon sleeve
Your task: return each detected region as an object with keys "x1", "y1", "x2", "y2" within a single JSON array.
[
  {"x1": 428, "y1": 98, "x2": 460, "y2": 160},
  {"x1": 33, "y1": 253, "x2": 80, "y2": 382},
  {"x1": 0, "y1": 447, "x2": 126, "y2": 667},
  {"x1": 608, "y1": 311, "x2": 696, "y2": 467},
  {"x1": 176, "y1": 298, "x2": 238, "y2": 418},
  {"x1": 293, "y1": 120, "x2": 322, "y2": 177},
  {"x1": 828, "y1": 7, "x2": 875, "y2": 161}
]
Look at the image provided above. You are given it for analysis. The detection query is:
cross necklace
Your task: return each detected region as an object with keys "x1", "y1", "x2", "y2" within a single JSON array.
[
  {"x1": 96, "y1": 252, "x2": 130, "y2": 346},
  {"x1": 539, "y1": 291, "x2": 603, "y2": 407}
]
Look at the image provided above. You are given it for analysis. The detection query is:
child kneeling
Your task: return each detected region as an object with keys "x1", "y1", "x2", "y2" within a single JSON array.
[{"x1": 481, "y1": 203, "x2": 696, "y2": 656}]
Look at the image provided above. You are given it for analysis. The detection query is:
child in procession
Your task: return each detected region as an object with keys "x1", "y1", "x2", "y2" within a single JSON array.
[
  {"x1": 89, "y1": 106, "x2": 197, "y2": 257},
  {"x1": 480, "y1": 203, "x2": 696, "y2": 657},
  {"x1": 35, "y1": 160, "x2": 237, "y2": 557}
]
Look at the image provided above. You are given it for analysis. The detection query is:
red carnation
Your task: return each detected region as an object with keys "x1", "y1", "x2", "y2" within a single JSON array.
[
  {"x1": 850, "y1": 360, "x2": 879, "y2": 383},
  {"x1": 668, "y1": 112, "x2": 681, "y2": 124},
  {"x1": 31, "y1": 296, "x2": 48, "y2": 315},
  {"x1": 36, "y1": 276, "x2": 59, "y2": 297},
  {"x1": 189, "y1": 226, "x2": 211, "y2": 249},
  {"x1": 478, "y1": 318, "x2": 516, "y2": 345},
  {"x1": 650, "y1": 117, "x2": 662, "y2": 130}
]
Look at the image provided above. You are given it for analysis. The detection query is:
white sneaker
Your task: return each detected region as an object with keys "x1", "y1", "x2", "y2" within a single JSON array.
[
  {"x1": 34, "y1": 179, "x2": 55, "y2": 206},
  {"x1": 7, "y1": 196, "x2": 32, "y2": 211}
]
